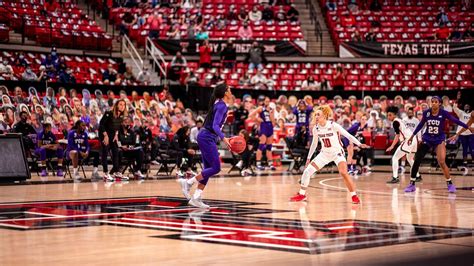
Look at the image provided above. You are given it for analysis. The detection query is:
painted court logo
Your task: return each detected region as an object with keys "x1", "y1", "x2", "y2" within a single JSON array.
[{"x1": 0, "y1": 197, "x2": 471, "y2": 254}]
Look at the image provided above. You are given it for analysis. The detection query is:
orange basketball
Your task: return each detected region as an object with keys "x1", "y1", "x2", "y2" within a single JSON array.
[{"x1": 229, "y1": 136, "x2": 246, "y2": 154}]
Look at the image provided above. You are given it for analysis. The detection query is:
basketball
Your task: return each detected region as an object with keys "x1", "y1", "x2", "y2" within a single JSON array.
[{"x1": 229, "y1": 136, "x2": 246, "y2": 154}]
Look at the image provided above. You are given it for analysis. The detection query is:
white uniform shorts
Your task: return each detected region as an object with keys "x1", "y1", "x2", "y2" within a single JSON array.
[{"x1": 311, "y1": 151, "x2": 346, "y2": 169}]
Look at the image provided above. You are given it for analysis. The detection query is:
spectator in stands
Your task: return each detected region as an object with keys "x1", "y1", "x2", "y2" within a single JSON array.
[
  {"x1": 239, "y1": 6, "x2": 249, "y2": 21},
  {"x1": 287, "y1": 4, "x2": 299, "y2": 22},
  {"x1": 450, "y1": 26, "x2": 463, "y2": 41},
  {"x1": 220, "y1": 40, "x2": 237, "y2": 69},
  {"x1": 326, "y1": 0, "x2": 337, "y2": 11},
  {"x1": 199, "y1": 40, "x2": 212, "y2": 69},
  {"x1": 341, "y1": 12, "x2": 356, "y2": 28},
  {"x1": 275, "y1": 6, "x2": 287, "y2": 21},
  {"x1": 434, "y1": 23, "x2": 451, "y2": 40},
  {"x1": 462, "y1": 23, "x2": 474, "y2": 40},
  {"x1": 352, "y1": 30, "x2": 363, "y2": 41},
  {"x1": 195, "y1": 27, "x2": 209, "y2": 40},
  {"x1": 239, "y1": 73, "x2": 251, "y2": 86},
  {"x1": 120, "y1": 11, "x2": 137, "y2": 36},
  {"x1": 147, "y1": 11, "x2": 162, "y2": 39},
  {"x1": 238, "y1": 21, "x2": 253, "y2": 40},
  {"x1": 37, "y1": 66, "x2": 48, "y2": 82},
  {"x1": 0, "y1": 60, "x2": 13, "y2": 80},
  {"x1": 246, "y1": 42, "x2": 265, "y2": 70},
  {"x1": 227, "y1": 5, "x2": 239, "y2": 21},
  {"x1": 436, "y1": 8, "x2": 449, "y2": 24},
  {"x1": 365, "y1": 28, "x2": 377, "y2": 42},
  {"x1": 102, "y1": 64, "x2": 120, "y2": 85},
  {"x1": 301, "y1": 76, "x2": 319, "y2": 90},
  {"x1": 262, "y1": 4, "x2": 274, "y2": 22},
  {"x1": 347, "y1": 0, "x2": 359, "y2": 12},
  {"x1": 59, "y1": 68, "x2": 76, "y2": 84},
  {"x1": 22, "y1": 67, "x2": 38, "y2": 81},
  {"x1": 370, "y1": 0, "x2": 382, "y2": 11},
  {"x1": 15, "y1": 52, "x2": 28, "y2": 67},
  {"x1": 171, "y1": 51, "x2": 188, "y2": 68},
  {"x1": 216, "y1": 15, "x2": 227, "y2": 30},
  {"x1": 43, "y1": 87, "x2": 57, "y2": 111},
  {"x1": 44, "y1": 0, "x2": 60, "y2": 14},
  {"x1": 332, "y1": 65, "x2": 346, "y2": 91},
  {"x1": 137, "y1": 67, "x2": 151, "y2": 85},
  {"x1": 12, "y1": 87, "x2": 26, "y2": 105},
  {"x1": 185, "y1": 70, "x2": 199, "y2": 85},
  {"x1": 123, "y1": 66, "x2": 136, "y2": 85},
  {"x1": 168, "y1": 23, "x2": 182, "y2": 39},
  {"x1": 249, "y1": 5, "x2": 263, "y2": 22},
  {"x1": 251, "y1": 70, "x2": 273, "y2": 90}
]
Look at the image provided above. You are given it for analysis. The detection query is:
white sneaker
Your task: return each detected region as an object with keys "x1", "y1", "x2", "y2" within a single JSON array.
[
  {"x1": 151, "y1": 160, "x2": 160, "y2": 165},
  {"x1": 188, "y1": 197, "x2": 210, "y2": 209},
  {"x1": 134, "y1": 171, "x2": 145, "y2": 179},
  {"x1": 73, "y1": 173, "x2": 82, "y2": 180},
  {"x1": 462, "y1": 167, "x2": 469, "y2": 176},
  {"x1": 236, "y1": 160, "x2": 243, "y2": 169},
  {"x1": 114, "y1": 172, "x2": 129, "y2": 181},
  {"x1": 103, "y1": 173, "x2": 115, "y2": 182},
  {"x1": 178, "y1": 178, "x2": 191, "y2": 200}
]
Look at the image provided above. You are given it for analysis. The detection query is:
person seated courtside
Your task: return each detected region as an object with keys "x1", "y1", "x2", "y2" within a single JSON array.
[{"x1": 118, "y1": 117, "x2": 146, "y2": 179}]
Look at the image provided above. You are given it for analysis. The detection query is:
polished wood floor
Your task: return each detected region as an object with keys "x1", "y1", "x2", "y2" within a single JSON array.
[{"x1": 0, "y1": 165, "x2": 472, "y2": 266}]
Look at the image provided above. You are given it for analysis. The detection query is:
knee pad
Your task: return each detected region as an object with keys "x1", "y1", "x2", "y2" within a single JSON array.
[
  {"x1": 258, "y1": 144, "x2": 266, "y2": 151},
  {"x1": 266, "y1": 144, "x2": 272, "y2": 151}
]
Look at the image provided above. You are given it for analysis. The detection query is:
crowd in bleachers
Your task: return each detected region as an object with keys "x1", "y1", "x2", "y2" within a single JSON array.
[
  {"x1": 169, "y1": 49, "x2": 473, "y2": 91},
  {"x1": 323, "y1": 0, "x2": 474, "y2": 45},
  {"x1": 0, "y1": 49, "x2": 152, "y2": 85},
  {"x1": 0, "y1": 79, "x2": 470, "y2": 178},
  {"x1": 0, "y1": 0, "x2": 112, "y2": 50},
  {"x1": 106, "y1": 0, "x2": 303, "y2": 44}
]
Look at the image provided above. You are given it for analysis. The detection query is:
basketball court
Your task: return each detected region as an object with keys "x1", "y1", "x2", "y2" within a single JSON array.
[{"x1": 1, "y1": 167, "x2": 472, "y2": 265}]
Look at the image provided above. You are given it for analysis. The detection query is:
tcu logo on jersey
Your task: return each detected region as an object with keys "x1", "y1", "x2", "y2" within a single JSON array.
[{"x1": 427, "y1": 120, "x2": 440, "y2": 126}]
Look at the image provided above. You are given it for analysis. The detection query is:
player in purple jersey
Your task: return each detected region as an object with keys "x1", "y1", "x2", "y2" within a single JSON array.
[
  {"x1": 249, "y1": 96, "x2": 276, "y2": 170},
  {"x1": 404, "y1": 96, "x2": 468, "y2": 193},
  {"x1": 293, "y1": 100, "x2": 313, "y2": 135},
  {"x1": 36, "y1": 123, "x2": 64, "y2": 177},
  {"x1": 179, "y1": 83, "x2": 232, "y2": 209}
]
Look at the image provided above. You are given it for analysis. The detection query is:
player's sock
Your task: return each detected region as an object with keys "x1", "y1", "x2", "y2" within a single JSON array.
[
  {"x1": 73, "y1": 168, "x2": 78, "y2": 175},
  {"x1": 350, "y1": 191, "x2": 357, "y2": 196},
  {"x1": 268, "y1": 160, "x2": 273, "y2": 167},
  {"x1": 299, "y1": 189, "x2": 306, "y2": 195},
  {"x1": 193, "y1": 188, "x2": 203, "y2": 199},
  {"x1": 401, "y1": 160, "x2": 406, "y2": 167},
  {"x1": 446, "y1": 178, "x2": 453, "y2": 185},
  {"x1": 187, "y1": 177, "x2": 197, "y2": 185},
  {"x1": 257, "y1": 161, "x2": 262, "y2": 167},
  {"x1": 410, "y1": 178, "x2": 416, "y2": 185}
]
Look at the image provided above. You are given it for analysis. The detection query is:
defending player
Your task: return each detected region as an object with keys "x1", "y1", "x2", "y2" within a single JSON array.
[
  {"x1": 249, "y1": 96, "x2": 276, "y2": 170},
  {"x1": 290, "y1": 105, "x2": 370, "y2": 204},
  {"x1": 404, "y1": 96, "x2": 469, "y2": 193},
  {"x1": 385, "y1": 106, "x2": 421, "y2": 184}
]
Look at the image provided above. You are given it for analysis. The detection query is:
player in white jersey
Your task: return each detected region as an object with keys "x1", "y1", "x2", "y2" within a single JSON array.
[
  {"x1": 290, "y1": 105, "x2": 370, "y2": 204},
  {"x1": 385, "y1": 106, "x2": 421, "y2": 184},
  {"x1": 452, "y1": 103, "x2": 473, "y2": 175},
  {"x1": 397, "y1": 107, "x2": 420, "y2": 174}
]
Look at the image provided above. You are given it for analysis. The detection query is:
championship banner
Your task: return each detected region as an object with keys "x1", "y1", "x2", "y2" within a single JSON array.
[
  {"x1": 154, "y1": 39, "x2": 307, "y2": 56},
  {"x1": 340, "y1": 42, "x2": 474, "y2": 58}
]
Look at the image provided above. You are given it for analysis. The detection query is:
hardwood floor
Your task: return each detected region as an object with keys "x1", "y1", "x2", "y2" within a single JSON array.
[{"x1": 0, "y1": 166, "x2": 472, "y2": 265}]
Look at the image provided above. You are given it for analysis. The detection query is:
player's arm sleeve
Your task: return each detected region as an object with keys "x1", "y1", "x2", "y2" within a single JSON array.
[
  {"x1": 334, "y1": 123, "x2": 362, "y2": 146},
  {"x1": 307, "y1": 126, "x2": 318, "y2": 161},
  {"x1": 445, "y1": 110, "x2": 468, "y2": 129},
  {"x1": 212, "y1": 103, "x2": 226, "y2": 140},
  {"x1": 393, "y1": 121, "x2": 401, "y2": 134}
]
